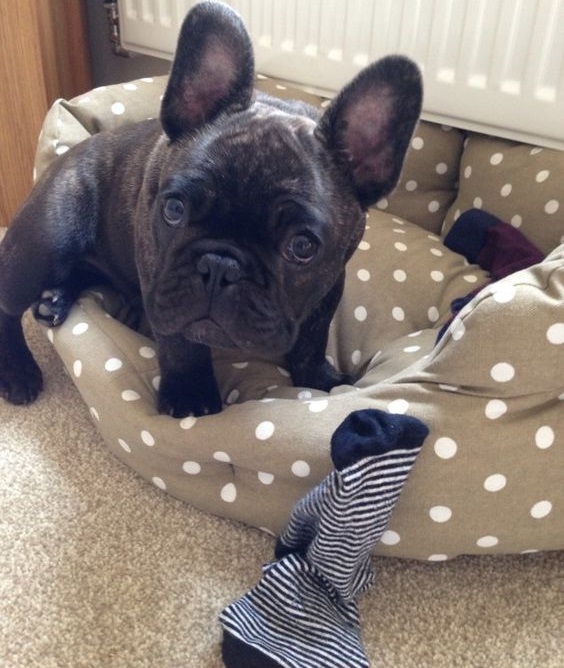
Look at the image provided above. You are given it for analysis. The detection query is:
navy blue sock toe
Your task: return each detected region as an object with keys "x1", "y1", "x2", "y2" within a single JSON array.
[
  {"x1": 331, "y1": 408, "x2": 429, "y2": 471},
  {"x1": 222, "y1": 631, "x2": 282, "y2": 668}
]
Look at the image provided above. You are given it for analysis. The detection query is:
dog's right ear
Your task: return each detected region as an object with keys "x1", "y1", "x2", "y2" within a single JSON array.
[{"x1": 160, "y1": 1, "x2": 255, "y2": 141}]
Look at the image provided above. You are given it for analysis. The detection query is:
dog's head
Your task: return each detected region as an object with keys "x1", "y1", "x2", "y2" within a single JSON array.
[{"x1": 144, "y1": 1, "x2": 422, "y2": 357}]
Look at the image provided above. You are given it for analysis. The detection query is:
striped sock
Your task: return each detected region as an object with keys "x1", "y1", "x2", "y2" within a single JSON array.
[{"x1": 220, "y1": 409, "x2": 428, "y2": 668}]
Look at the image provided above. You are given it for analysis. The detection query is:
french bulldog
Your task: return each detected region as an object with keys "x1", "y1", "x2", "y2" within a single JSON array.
[{"x1": 0, "y1": 1, "x2": 422, "y2": 418}]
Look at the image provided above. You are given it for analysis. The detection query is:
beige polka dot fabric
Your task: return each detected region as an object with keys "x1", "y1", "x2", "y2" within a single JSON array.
[{"x1": 33, "y1": 76, "x2": 564, "y2": 560}]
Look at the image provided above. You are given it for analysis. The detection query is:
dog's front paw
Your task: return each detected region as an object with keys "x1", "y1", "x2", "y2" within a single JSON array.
[
  {"x1": 292, "y1": 359, "x2": 354, "y2": 393},
  {"x1": 0, "y1": 349, "x2": 43, "y2": 405},
  {"x1": 157, "y1": 372, "x2": 223, "y2": 418},
  {"x1": 32, "y1": 288, "x2": 74, "y2": 327},
  {"x1": 0, "y1": 314, "x2": 44, "y2": 405}
]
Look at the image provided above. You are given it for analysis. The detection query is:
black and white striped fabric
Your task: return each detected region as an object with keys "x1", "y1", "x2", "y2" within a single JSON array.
[{"x1": 220, "y1": 410, "x2": 428, "y2": 668}]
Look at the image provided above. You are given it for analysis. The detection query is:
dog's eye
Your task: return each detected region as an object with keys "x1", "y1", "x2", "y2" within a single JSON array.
[
  {"x1": 162, "y1": 197, "x2": 186, "y2": 227},
  {"x1": 283, "y1": 233, "x2": 318, "y2": 264}
]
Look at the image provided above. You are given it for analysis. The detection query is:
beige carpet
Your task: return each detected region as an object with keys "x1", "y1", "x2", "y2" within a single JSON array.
[{"x1": 1, "y1": 234, "x2": 562, "y2": 667}]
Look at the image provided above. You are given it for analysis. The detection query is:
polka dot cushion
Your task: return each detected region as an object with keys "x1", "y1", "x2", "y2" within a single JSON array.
[
  {"x1": 443, "y1": 133, "x2": 564, "y2": 255},
  {"x1": 34, "y1": 76, "x2": 564, "y2": 561}
]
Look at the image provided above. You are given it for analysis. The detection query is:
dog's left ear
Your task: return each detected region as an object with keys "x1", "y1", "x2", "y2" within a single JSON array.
[
  {"x1": 317, "y1": 56, "x2": 423, "y2": 207},
  {"x1": 161, "y1": 1, "x2": 255, "y2": 140}
]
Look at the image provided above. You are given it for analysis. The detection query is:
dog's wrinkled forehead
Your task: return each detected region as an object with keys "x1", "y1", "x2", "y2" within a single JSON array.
[{"x1": 194, "y1": 102, "x2": 321, "y2": 194}]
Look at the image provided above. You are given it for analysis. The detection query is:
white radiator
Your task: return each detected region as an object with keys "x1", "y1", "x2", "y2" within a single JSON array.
[{"x1": 118, "y1": 0, "x2": 564, "y2": 149}]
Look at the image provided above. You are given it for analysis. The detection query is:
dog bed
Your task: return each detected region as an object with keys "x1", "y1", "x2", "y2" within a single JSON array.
[{"x1": 34, "y1": 76, "x2": 564, "y2": 561}]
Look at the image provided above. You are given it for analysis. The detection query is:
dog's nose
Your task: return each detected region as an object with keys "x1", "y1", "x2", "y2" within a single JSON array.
[{"x1": 197, "y1": 253, "x2": 242, "y2": 294}]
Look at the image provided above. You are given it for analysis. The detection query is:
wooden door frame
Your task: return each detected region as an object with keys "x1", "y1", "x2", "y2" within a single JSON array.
[{"x1": 0, "y1": 0, "x2": 92, "y2": 227}]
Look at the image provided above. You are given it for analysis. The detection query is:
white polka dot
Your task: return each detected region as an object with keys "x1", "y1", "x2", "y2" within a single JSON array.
[
  {"x1": 545, "y1": 199, "x2": 560, "y2": 214},
  {"x1": 73, "y1": 360, "x2": 82, "y2": 378},
  {"x1": 388, "y1": 399, "x2": 409, "y2": 415},
  {"x1": 308, "y1": 399, "x2": 329, "y2": 413},
  {"x1": 139, "y1": 346, "x2": 156, "y2": 358},
  {"x1": 105, "y1": 358, "x2": 123, "y2": 372},
  {"x1": 403, "y1": 345, "x2": 421, "y2": 353},
  {"x1": 121, "y1": 389, "x2": 141, "y2": 401},
  {"x1": 394, "y1": 241, "x2": 408, "y2": 252},
  {"x1": 464, "y1": 165, "x2": 472, "y2": 179},
  {"x1": 141, "y1": 430, "x2": 155, "y2": 446},
  {"x1": 357, "y1": 268, "x2": 371, "y2": 281},
  {"x1": 451, "y1": 320, "x2": 466, "y2": 341},
  {"x1": 430, "y1": 247, "x2": 444, "y2": 257},
  {"x1": 380, "y1": 530, "x2": 401, "y2": 545},
  {"x1": 393, "y1": 227, "x2": 406, "y2": 235},
  {"x1": 436, "y1": 162, "x2": 448, "y2": 175},
  {"x1": 393, "y1": 269, "x2": 407, "y2": 282},
  {"x1": 428, "y1": 554, "x2": 449, "y2": 562},
  {"x1": 530, "y1": 147, "x2": 543, "y2": 155},
  {"x1": 392, "y1": 307, "x2": 405, "y2": 321},
  {"x1": 354, "y1": 306, "x2": 368, "y2": 322},
  {"x1": 463, "y1": 274, "x2": 479, "y2": 283},
  {"x1": 491, "y1": 283, "x2": 516, "y2": 303},
  {"x1": 226, "y1": 389, "x2": 240, "y2": 404},
  {"x1": 72, "y1": 322, "x2": 89, "y2": 335},
  {"x1": 535, "y1": 169, "x2": 550, "y2": 183},
  {"x1": 232, "y1": 361, "x2": 249, "y2": 369},
  {"x1": 439, "y1": 384, "x2": 459, "y2": 392},
  {"x1": 535, "y1": 425, "x2": 555, "y2": 449},
  {"x1": 123, "y1": 82, "x2": 138, "y2": 91},
  {"x1": 429, "y1": 506, "x2": 452, "y2": 523},
  {"x1": 213, "y1": 451, "x2": 231, "y2": 463},
  {"x1": 277, "y1": 366, "x2": 291, "y2": 377},
  {"x1": 256, "y1": 421, "x2": 275, "y2": 440},
  {"x1": 428, "y1": 200, "x2": 440, "y2": 213},
  {"x1": 546, "y1": 323, "x2": 564, "y2": 344},
  {"x1": 490, "y1": 362, "x2": 515, "y2": 382},
  {"x1": 412, "y1": 136, "x2": 424, "y2": 150},
  {"x1": 484, "y1": 474, "x2": 507, "y2": 492},
  {"x1": 291, "y1": 460, "x2": 311, "y2": 477},
  {"x1": 258, "y1": 472, "x2": 275, "y2": 485},
  {"x1": 500, "y1": 183, "x2": 512, "y2": 197},
  {"x1": 434, "y1": 437, "x2": 458, "y2": 459},
  {"x1": 152, "y1": 477, "x2": 166, "y2": 490},
  {"x1": 183, "y1": 461, "x2": 201, "y2": 475},
  {"x1": 90, "y1": 407, "x2": 100, "y2": 421},
  {"x1": 351, "y1": 350, "x2": 362, "y2": 365},
  {"x1": 180, "y1": 416, "x2": 197, "y2": 430},
  {"x1": 473, "y1": 197, "x2": 483, "y2": 209},
  {"x1": 111, "y1": 102, "x2": 126, "y2": 115},
  {"x1": 46, "y1": 329, "x2": 54, "y2": 343},
  {"x1": 405, "y1": 179, "x2": 418, "y2": 191},
  {"x1": 530, "y1": 500, "x2": 552, "y2": 519},
  {"x1": 358, "y1": 240, "x2": 371, "y2": 251},
  {"x1": 485, "y1": 399, "x2": 507, "y2": 420},
  {"x1": 430, "y1": 270, "x2": 444, "y2": 282},
  {"x1": 221, "y1": 483, "x2": 237, "y2": 503},
  {"x1": 55, "y1": 144, "x2": 70, "y2": 156},
  {"x1": 490, "y1": 152, "x2": 504, "y2": 165},
  {"x1": 298, "y1": 390, "x2": 313, "y2": 400},
  {"x1": 477, "y1": 535, "x2": 499, "y2": 548},
  {"x1": 118, "y1": 438, "x2": 131, "y2": 453},
  {"x1": 510, "y1": 214, "x2": 523, "y2": 228},
  {"x1": 428, "y1": 306, "x2": 440, "y2": 322}
]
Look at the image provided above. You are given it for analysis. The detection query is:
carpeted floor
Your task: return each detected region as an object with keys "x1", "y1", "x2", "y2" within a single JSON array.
[{"x1": 1, "y1": 231, "x2": 563, "y2": 667}]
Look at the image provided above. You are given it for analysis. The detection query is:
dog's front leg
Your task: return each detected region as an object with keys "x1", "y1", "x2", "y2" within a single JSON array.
[
  {"x1": 154, "y1": 334, "x2": 222, "y2": 418},
  {"x1": 286, "y1": 273, "x2": 353, "y2": 392}
]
